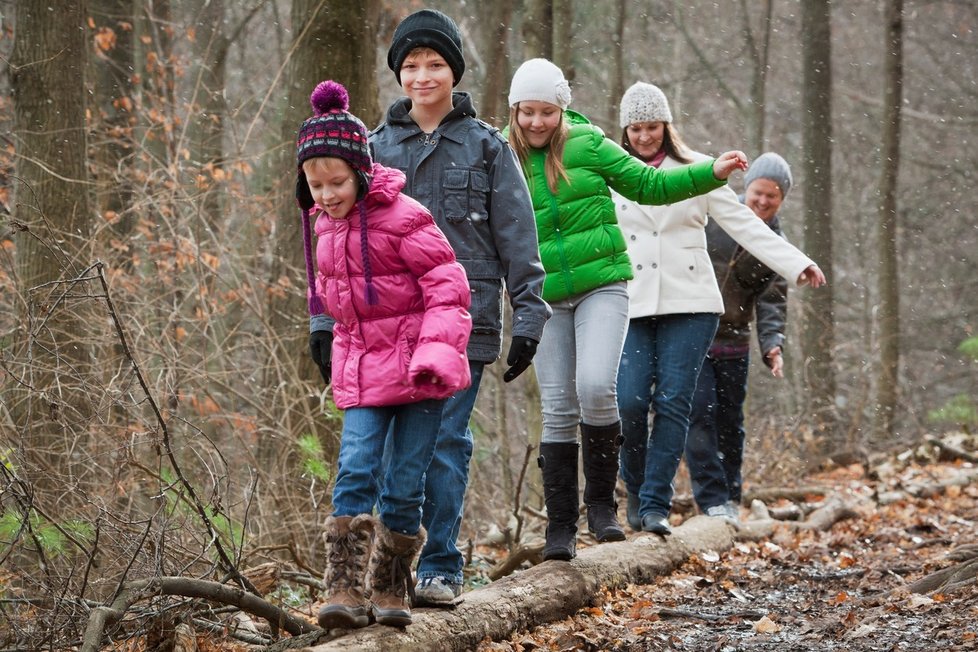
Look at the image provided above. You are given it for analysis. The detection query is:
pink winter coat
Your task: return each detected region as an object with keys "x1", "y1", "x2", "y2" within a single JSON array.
[{"x1": 314, "y1": 163, "x2": 472, "y2": 409}]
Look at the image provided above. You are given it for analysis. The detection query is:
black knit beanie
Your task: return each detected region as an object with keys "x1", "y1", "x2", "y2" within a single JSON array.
[{"x1": 387, "y1": 9, "x2": 465, "y2": 86}]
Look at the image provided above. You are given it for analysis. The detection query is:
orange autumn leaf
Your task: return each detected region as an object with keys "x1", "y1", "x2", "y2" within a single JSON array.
[
  {"x1": 830, "y1": 591, "x2": 849, "y2": 605},
  {"x1": 94, "y1": 27, "x2": 117, "y2": 52},
  {"x1": 174, "y1": 326, "x2": 188, "y2": 342}
]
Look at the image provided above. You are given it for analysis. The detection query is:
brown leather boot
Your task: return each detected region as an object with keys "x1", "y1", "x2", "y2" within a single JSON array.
[
  {"x1": 317, "y1": 514, "x2": 374, "y2": 629},
  {"x1": 367, "y1": 523, "x2": 426, "y2": 627}
]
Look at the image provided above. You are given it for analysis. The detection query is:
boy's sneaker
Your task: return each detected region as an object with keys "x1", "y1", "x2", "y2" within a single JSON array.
[
  {"x1": 706, "y1": 504, "x2": 730, "y2": 518},
  {"x1": 725, "y1": 500, "x2": 741, "y2": 524},
  {"x1": 413, "y1": 576, "x2": 462, "y2": 607},
  {"x1": 706, "y1": 504, "x2": 739, "y2": 525}
]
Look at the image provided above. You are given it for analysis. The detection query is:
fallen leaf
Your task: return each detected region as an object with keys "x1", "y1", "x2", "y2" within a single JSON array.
[{"x1": 753, "y1": 615, "x2": 781, "y2": 633}]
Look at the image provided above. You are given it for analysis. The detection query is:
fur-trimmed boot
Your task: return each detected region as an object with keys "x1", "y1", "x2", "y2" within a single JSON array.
[
  {"x1": 538, "y1": 442, "x2": 580, "y2": 561},
  {"x1": 581, "y1": 422, "x2": 626, "y2": 542},
  {"x1": 367, "y1": 523, "x2": 426, "y2": 627},
  {"x1": 317, "y1": 514, "x2": 375, "y2": 629}
]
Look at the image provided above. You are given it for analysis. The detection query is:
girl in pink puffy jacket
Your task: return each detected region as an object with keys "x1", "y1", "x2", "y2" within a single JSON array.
[{"x1": 295, "y1": 81, "x2": 471, "y2": 629}]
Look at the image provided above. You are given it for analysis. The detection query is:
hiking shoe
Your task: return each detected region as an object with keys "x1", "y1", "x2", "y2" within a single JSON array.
[
  {"x1": 626, "y1": 492, "x2": 641, "y2": 531},
  {"x1": 414, "y1": 576, "x2": 461, "y2": 607},
  {"x1": 725, "y1": 500, "x2": 741, "y2": 524},
  {"x1": 641, "y1": 513, "x2": 672, "y2": 535}
]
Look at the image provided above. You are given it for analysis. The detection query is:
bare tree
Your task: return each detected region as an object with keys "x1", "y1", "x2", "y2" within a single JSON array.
[
  {"x1": 800, "y1": 0, "x2": 839, "y2": 440},
  {"x1": 552, "y1": 0, "x2": 574, "y2": 82},
  {"x1": 91, "y1": 0, "x2": 136, "y2": 243},
  {"x1": 479, "y1": 0, "x2": 516, "y2": 126},
  {"x1": 522, "y1": 0, "x2": 553, "y2": 60},
  {"x1": 875, "y1": 0, "x2": 904, "y2": 438}
]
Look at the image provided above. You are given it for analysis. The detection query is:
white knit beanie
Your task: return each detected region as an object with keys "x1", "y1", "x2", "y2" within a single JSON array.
[
  {"x1": 744, "y1": 152, "x2": 793, "y2": 198},
  {"x1": 619, "y1": 82, "x2": 673, "y2": 128},
  {"x1": 508, "y1": 58, "x2": 572, "y2": 109}
]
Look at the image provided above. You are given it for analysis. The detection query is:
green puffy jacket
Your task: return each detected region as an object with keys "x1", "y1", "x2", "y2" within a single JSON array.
[{"x1": 517, "y1": 110, "x2": 725, "y2": 302}]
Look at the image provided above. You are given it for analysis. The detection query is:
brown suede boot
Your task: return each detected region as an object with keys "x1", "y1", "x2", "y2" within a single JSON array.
[
  {"x1": 367, "y1": 523, "x2": 426, "y2": 627},
  {"x1": 317, "y1": 514, "x2": 374, "y2": 629}
]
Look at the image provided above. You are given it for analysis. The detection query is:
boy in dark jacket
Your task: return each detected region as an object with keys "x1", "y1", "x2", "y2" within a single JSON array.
[{"x1": 312, "y1": 9, "x2": 550, "y2": 607}]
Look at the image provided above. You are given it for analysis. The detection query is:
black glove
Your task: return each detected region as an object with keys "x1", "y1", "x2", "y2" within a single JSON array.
[
  {"x1": 503, "y1": 336, "x2": 538, "y2": 383},
  {"x1": 309, "y1": 330, "x2": 333, "y2": 385}
]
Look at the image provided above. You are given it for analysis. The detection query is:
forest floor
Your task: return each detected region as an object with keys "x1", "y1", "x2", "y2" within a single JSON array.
[
  {"x1": 168, "y1": 439, "x2": 978, "y2": 652},
  {"x1": 476, "y1": 459, "x2": 978, "y2": 652}
]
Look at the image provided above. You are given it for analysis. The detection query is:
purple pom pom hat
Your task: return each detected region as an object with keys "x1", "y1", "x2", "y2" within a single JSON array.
[{"x1": 296, "y1": 80, "x2": 378, "y2": 314}]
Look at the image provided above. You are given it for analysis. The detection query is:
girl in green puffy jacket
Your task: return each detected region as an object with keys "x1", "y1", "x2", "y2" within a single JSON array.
[{"x1": 505, "y1": 58, "x2": 748, "y2": 561}]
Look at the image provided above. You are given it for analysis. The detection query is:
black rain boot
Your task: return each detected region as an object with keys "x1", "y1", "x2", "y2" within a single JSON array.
[
  {"x1": 538, "y1": 442, "x2": 580, "y2": 561},
  {"x1": 581, "y1": 422, "x2": 627, "y2": 542}
]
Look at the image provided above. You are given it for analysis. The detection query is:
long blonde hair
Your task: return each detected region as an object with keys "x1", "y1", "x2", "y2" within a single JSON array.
[{"x1": 507, "y1": 106, "x2": 570, "y2": 194}]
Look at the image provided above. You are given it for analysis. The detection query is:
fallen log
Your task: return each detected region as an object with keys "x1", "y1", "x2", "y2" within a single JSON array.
[{"x1": 302, "y1": 516, "x2": 736, "y2": 652}]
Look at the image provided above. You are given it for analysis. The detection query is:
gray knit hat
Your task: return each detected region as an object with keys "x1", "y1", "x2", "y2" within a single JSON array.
[
  {"x1": 619, "y1": 82, "x2": 673, "y2": 128},
  {"x1": 744, "y1": 152, "x2": 793, "y2": 198}
]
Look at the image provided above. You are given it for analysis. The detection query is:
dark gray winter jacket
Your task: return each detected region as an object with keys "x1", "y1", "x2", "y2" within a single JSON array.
[{"x1": 366, "y1": 92, "x2": 550, "y2": 363}]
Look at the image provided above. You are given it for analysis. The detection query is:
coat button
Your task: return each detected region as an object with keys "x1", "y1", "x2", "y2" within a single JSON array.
[
  {"x1": 689, "y1": 265, "x2": 694, "y2": 270},
  {"x1": 636, "y1": 264, "x2": 643, "y2": 270},
  {"x1": 653, "y1": 231, "x2": 658, "y2": 236},
  {"x1": 652, "y1": 262, "x2": 658, "y2": 269},
  {"x1": 630, "y1": 234, "x2": 636, "y2": 240}
]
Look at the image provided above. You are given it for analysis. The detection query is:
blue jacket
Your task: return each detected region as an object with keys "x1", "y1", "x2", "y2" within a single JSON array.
[{"x1": 367, "y1": 92, "x2": 550, "y2": 363}]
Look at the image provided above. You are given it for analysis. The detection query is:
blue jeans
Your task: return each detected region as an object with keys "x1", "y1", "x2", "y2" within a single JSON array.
[
  {"x1": 686, "y1": 354, "x2": 750, "y2": 508},
  {"x1": 332, "y1": 399, "x2": 445, "y2": 535},
  {"x1": 617, "y1": 313, "x2": 719, "y2": 517},
  {"x1": 415, "y1": 361, "x2": 485, "y2": 585},
  {"x1": 535, "y1": 282, "x2": 630, "y2": 443}
]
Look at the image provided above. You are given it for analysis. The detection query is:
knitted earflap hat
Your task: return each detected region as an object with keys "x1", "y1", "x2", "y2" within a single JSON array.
[
  {"x1": 296, "y1": 80, "x2": 377, "y2": 313},
  {"x1": 508, "y1": 58, "x2": 572, "y2": 109},
  {"x1": 619, "y1": 81, "x2": 673, "y2": 128},
  {"x1": 387, "y1": 9, "x2": 465, "y2": 86},
  {"x1": 743, "y1": 152, "x2": 793, "y2": 198},
  {"x1": 295, "y1": 80, "x2": 372, "y2": 210}
]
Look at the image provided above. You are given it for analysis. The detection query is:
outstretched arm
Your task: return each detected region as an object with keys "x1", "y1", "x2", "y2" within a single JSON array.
[{"x1": 713, "y1": 150, "x2": 749, "y2": 180}]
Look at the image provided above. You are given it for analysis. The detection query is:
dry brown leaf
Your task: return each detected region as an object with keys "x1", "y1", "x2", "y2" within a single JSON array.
[{"x1": 753, "y1": 615, "x2": 781, "y2": 633}]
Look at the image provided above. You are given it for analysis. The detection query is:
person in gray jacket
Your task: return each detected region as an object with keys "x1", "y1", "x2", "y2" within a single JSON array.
[
  {"x1": 684, "y1": 153, "x2": 797, "y2": 522},
  {"x1": 309, "y1": 9, "x2": 550, "y2": 607}
]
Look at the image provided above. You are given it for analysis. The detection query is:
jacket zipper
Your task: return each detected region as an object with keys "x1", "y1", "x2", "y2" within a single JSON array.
[{"x1": 547, "y1": 190, "x2": 575, "y2": 296}]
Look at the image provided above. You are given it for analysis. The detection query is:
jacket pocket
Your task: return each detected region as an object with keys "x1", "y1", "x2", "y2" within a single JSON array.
[
  {"x1": 443, "y1": 168, "x2": 490, "y2": 224},
  {"x1": 468, "y1": 278, "x2": 503, "y2": 336}
]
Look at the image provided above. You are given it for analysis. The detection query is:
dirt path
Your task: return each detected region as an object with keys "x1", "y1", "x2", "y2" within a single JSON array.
[{"x1": 476, "y1": 462, "x2": 978, "y2": 651}]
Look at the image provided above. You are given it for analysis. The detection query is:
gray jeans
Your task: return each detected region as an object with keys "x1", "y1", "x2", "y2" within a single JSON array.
[{"x1": 535, "y1": 282, "x2": 629, "y2": 443}]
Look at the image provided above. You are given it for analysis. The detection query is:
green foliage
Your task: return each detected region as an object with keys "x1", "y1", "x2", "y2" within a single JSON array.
[
  {"x1": 297, "y1": 434, "x2": 331, "y2": 484},
  {"x1": 927, "y1": 394, "x2": 978, "y2": 427},
  {"x1": 958, "y1": 336, "x2": 978, "y2": 362},
  {"x1": 268, "y1": 583, "x2": 310, "y2": 608},
  {"x1": 157, "y1": 466, "x2": 244, "y2": 549},
  {"x1": 0, "y1": 510, "x2": 93, "y2": 557},
  {"x1": 928, "y1": 335, "x2": 978, "y2": 427}
]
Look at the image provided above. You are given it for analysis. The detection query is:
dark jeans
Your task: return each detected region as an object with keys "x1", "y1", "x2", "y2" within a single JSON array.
[
  {"x1": 617, "y1": 313, "x2": 719, "y2": 518},
  {"x1": 686, "y1": 354, "x2": 751, "y2": 509}
]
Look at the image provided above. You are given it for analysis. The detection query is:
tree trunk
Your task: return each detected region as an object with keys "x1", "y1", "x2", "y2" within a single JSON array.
[
  {"x1": 875, "y1": 0, "x2": 904, "y2": 439},
  {"x1": 608, "y1": 0, "x2": 627, "y2": 134},
  {"x1": 9, "y1": 0, "x2": 93, "y2": 488},
  {"x1": 741, "y1": 0, "x2": 772, "y2": 154},
  {"x1": 306, "y1": 517, "x2": 737, "y2": 652},
  {"x1": 522, "y1": 0, "x2": 553, "y2": 60},
  {"x1": 91, "y1": 0, "x2": 136, "y2": 244},
  {"x1": 551, "y1": 0, "x2": 574, "y2": 82},
  {"x1": 479, "y1": 0, "x2": 516, "y2": 127},
  {"x1": 799, "y1": 0, "x2": 839, "y2": 442},
  {"x1": 185, "y1": 0, "x2": 228, "y2": 235}
]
